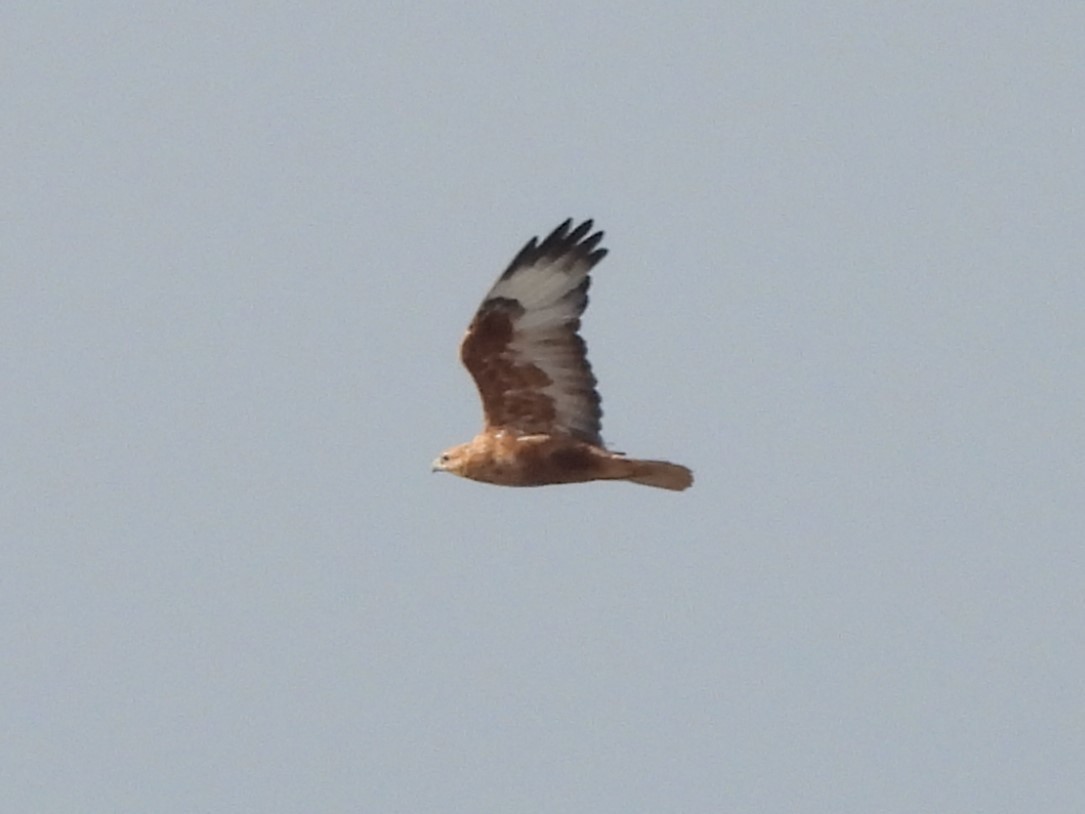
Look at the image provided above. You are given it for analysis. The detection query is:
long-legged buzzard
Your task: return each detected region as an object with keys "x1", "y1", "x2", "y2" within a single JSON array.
[{"x1": 432, "y1": 219, "x2": 693, "y2": 491}]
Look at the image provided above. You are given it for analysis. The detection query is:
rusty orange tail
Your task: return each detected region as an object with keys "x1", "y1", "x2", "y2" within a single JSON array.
[{"x1": 625, "y1": 459, "x2": 694, "y2": 491}]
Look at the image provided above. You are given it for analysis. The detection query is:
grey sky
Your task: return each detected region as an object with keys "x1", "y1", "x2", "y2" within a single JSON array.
[{"x1": 3, "y1": 3, "x2": 1083, "y2": 812}]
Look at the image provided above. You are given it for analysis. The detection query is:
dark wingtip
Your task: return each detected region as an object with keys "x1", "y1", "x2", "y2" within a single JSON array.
[
  {"x1": 539, "y1": 218, "x2": 606, "y2": 263},
  {"x1": 500, "y1": 218, "x2": 608, "y2": 280}
]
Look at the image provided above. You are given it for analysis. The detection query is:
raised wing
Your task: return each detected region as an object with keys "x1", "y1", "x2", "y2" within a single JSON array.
[{"x1": 460, "y1": 219, "x2": 608, "y2": 445}]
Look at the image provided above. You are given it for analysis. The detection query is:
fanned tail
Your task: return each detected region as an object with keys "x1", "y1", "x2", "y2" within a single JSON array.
[{"x1": 626, "y1": 459, "x2": 694, "y2": 491}]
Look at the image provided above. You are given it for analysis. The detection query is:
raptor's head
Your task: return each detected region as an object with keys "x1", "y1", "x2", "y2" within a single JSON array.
[{"x1": 431, "y1": 443, "x2": 470, "y2": 477}]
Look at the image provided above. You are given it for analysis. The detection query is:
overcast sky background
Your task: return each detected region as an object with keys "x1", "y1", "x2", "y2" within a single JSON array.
[{"x1": 3, "y1": 3, "x2": 1083, "y2": 812}]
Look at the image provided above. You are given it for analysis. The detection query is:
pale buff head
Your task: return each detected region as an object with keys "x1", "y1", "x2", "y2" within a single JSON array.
[{"x1": 431, "y1": 443, "x2": 471, "y2": 477}]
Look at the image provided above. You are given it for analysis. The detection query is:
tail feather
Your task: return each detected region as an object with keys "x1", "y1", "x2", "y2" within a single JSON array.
[{"x1": 625, "y1": 459, "x2": 694, "y2": 491}]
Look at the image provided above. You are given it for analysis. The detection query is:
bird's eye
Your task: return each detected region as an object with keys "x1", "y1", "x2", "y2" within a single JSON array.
[{"x1": 440, "y1": 454, "x2": 450, "y2": 463}]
